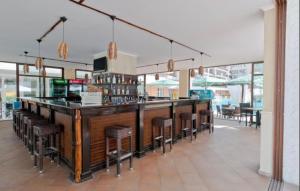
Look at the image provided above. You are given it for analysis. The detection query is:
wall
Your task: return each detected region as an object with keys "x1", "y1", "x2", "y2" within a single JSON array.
[
  {"x1": 94, "y1": 51, "x2": 137, "y2": 75},
  {"x1": 259, "y1": 7, "x2": 276, "y2": 176},
  {"x1": 283, "y1": 0, "x2": 299, "y2": 185}
]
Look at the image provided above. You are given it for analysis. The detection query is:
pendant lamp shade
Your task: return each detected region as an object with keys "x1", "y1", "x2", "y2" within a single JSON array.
[
  {"x1": 167, "y1": 40, "x2": 175, "y2": 72},
  {"x1": 155, "y1": 64, "x2": 159, "y2": 80},
  {"x1": 190, "y1": 69, "x2": 196, "y2": 77},
  {"x1": 35, "y1": 40, "x2": 44, "y2": 70},
  {"x1": 167, "y1": 59, "x2": 174, "y2": 72},
  {"x1": 58, "y1": 21, "x2": 69, "y2": 60},
  {"x1": 107, "y1": 16, "x2": 118, "y2": 60},
  {"x1": 35, "y1": 57, "x2": 44, "y2": 70},
  {"x1": 23, "y1": 51, "x2": 29, "y2": 74},
  {"x1": 198, "y1": 66, "x2": 204, "y2": 76},
  {"x1": 108, "y1": 41, "x2": 117, "y2": 60}
]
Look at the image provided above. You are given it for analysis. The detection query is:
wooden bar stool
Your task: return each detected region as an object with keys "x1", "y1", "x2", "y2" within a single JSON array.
[
  {"x1": 105, "y1": 125, "x2": 133, "y2": 177},
  {"x1": 33, "y1": 123, "x2": 61, "y2": 173},
  {"x1": 199, "y1": 110, "x2": 214, "y2": 134},
  {"x1": 19, "y1": 111, "x2": 35, "y2": 141},
  {"x1": 26, "y1": 116, "x2": 49, "y2": 155},
  {"x1": 13, "y1": 110, "x2": 21, "y2": 133},
  {"x1": 152, "y1": 117, "x2": 173, "y2": 154},
  {"x1": 180, "y1": 113, "x2": 197, "y2": 141}
]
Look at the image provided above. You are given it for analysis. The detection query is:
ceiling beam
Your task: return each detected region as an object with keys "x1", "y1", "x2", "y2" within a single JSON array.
[{"x1": 68, "y1": 0, "x2": 211, "y2": 57}]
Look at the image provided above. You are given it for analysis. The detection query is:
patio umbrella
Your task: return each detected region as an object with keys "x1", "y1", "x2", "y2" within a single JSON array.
[
  {"x1": 226, "y1": 74, "x2": 263, "y2": 88},
  {"x1": 192, "y1": 76, "x2": 226, "y2": 87},
  {"x1": 147, "y1": 79, "x2": 179, "y2": 88}
]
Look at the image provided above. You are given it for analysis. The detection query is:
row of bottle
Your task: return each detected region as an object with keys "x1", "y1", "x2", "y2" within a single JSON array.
[
  {"x1": 102, "y1": 86, "x2": 133, "y2": 95},
  {"x1": 94, "y1": 74, "x2": 137, "y2": 85},
  {"x1": 102, "y1": 96, "x2": 137, "y2": 105}
]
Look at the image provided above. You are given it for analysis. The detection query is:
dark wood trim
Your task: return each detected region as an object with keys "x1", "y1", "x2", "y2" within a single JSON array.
[
  {"x1": 80, "y1": 115, "x2": 92, "y2": 181},
  {"x1": 273, "y1": 0, "x2": 287, "y2": 182},
  {"x1": 16, "y1": 63, "x2": 20, "y2": 98},
  {"x1": 136, "y1": 104, "x2": 145, "y2": 157}
]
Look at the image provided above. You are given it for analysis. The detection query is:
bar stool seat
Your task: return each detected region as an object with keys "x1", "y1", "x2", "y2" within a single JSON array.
[
  {"x1": 199, "y1": 110, "x2": 214, "y2": 134},
  {"x1": 152, "y1": 117, "x2": 173, "y2": 154},
  {"x1": 33, "y1": 123, "x2": 61, "y2": 173},
  {"x1": 180, "y1": 113, "x2": 197, "y2": 141},
  {"x1": 105, "y1": 125, "x2": 133, "y2": 177}
]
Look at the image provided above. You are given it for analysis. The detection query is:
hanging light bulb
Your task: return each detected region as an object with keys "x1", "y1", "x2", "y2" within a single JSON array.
[
  {"x1": 198, "y1": 53, "x2": 204, "y2": 76},
  {"x1": 58, "y1": 17, "x2": 69, "y2": 60},
  {"x1": 23, "y1": 51, "x2": 29, "y2": 74},
  {"x1": 35, "y1": 40, "x2": 44, "y2": 70},
  {"x1": 155, "y1": 64, "x2": 159, "y2": 80},
  {"x1": 167, "y1": 40, "x2": 174, "y2": 72},
  {"x1": 108, "y1": 16, "x2": 117, "y2": 60}
]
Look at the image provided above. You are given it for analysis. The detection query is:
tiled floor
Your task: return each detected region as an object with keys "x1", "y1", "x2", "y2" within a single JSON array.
[{"x1": 0, "y1": 119, "x2": 298, "y2": 191}]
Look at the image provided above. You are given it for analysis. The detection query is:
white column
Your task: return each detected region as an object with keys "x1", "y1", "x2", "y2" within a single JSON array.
[
  {"x1": 259, "y1": 7, "x2": 276, "y2": 177},
  {"x1": 179, "y1": 70, "x2": 189, "y2": 97},
  {"x1": 283, "y1": 0, "x2": 299, "y2": 185}
]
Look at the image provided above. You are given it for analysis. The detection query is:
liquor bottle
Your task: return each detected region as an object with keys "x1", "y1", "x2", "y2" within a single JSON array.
[
  {"x1": 122, "y1": 74, "x2": 125, "y2": 84},
  {"x1": 112, "y1": 74, "x2": 116, "y2": 84},
  {"x1": 107, "y1": 74, "x2": 111, "y2": 83}
]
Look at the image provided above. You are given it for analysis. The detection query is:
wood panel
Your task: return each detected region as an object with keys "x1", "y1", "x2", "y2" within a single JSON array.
[
  {"x1": 55, "y1": 112, "x2": 73, "y2": 163},
  {"x1": 143, "y1": 108, "x2": 171, "y2": 148},
  {"x1": 196, "y1": 102, "x2": 209, "y2": 128},
  {"x1": 175, "y1": 105, "x2": 193, "y2": 137},
  {"x1": 89, "y1": 112, "x2": 136, "y2": 166}
]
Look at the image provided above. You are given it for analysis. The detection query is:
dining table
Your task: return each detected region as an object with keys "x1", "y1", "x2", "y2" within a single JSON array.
[{"x1": 243, "y1": 107, "x2": 262, "y2": 127}]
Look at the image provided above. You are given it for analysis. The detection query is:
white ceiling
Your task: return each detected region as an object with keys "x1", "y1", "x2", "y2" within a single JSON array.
[{"x1": 0, "y1": 0, "x2": 273, "y2": 68}]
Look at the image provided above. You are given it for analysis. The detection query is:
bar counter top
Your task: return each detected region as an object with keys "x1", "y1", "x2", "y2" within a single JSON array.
[{"x1": 20, "y1": 97, "x2": 210, "y2": 109}]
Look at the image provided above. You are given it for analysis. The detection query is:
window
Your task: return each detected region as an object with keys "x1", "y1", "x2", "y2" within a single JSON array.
[
  {"x1": 189, "y1": 62, "x2": 264, "y2": 113},
  {"x1": 18, "y1": 64, "x2": 63, "y2": 97},
  {"x1": 137, "y1": 75, "x2": 145, "y2": 95},
  {"x1": 75, "y1": 69, "x2": 92, "y2": 79},
  {"x1": 145, "y1": 71, "x2": 179, "y2": 98},
  {"x1": 0, "y1": 62, "x2": 16, "y2": 120}
]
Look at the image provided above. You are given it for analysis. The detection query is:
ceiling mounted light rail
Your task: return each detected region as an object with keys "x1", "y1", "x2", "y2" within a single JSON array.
[
  {"x1": 136, "y1": 58, "x2": 194, "y2": 69},
  {"x1": 20, "y1": 54, "x2": 92, "y2": 66},
  {"x1": 37, "y1": 16, "x2": 67, "y2": 42},
  {"x1": 68, "y1": 0, "x2": 211, "y2": 57}
]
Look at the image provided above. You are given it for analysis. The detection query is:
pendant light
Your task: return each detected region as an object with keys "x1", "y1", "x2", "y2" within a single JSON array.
[
  {"x1": 58, "y1": 17, "x2": 69, "y2": 60},
  {"x1": 190, "y1": 58, "x2": 196, "y2": 77},
  {"x1": 84, "y1": 64, "x2": 89, "y2": 82},
  {"x1": 23, "y1": 51, "x2": 29, "y2": 74},
  {"x1": 198, "y1": 52, "x2": 204, "y2": 76},
  {"x1": 155, "y1": 64, "x2": 159, "y2": 80},
  {"x1": 167, "y1": 40, "x2": 175, "y2": 72},
  {"x1": 108, "y1": 16, "x2": 117, "y2": 60},
  {"x1": 35, "y1": 40, "x2": 44, "y2": 70}
]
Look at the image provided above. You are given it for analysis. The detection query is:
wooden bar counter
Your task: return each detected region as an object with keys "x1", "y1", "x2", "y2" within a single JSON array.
[{"x1": 20, "y1": 98, "x2": 212, "y2": 183}]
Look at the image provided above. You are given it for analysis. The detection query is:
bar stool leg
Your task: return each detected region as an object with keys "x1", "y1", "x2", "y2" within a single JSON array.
[
  {"x1": 170, "y1": 125, "x2": 173, "y2": 150},
  {"x1": 33, "y1": 134, "x2": 37, "y2": 166},
  {"x1": 106, "y1": 137, "x2": 110, "y2": 171},
  {"x1": 190, "y1": 120, "x2": 193, "y2": 141},
  {"x1": 152, "y1": 124, "x2": 155, "y2": 151},
  {"x1": 116, "y1": 138, "x2": 121, "y2": 177},
  {"x1": 38, "y1": 136, "x2": 44, "y2": 173},
  {"x1": 57, "y1": 132, "x2": 61, "y2": 165},
  {"x1": 129, "y1": 136, "x2": 133, "y2": 170},
  {"x1": 162, "y1": 126, "x2": 165, "y2": 154}
]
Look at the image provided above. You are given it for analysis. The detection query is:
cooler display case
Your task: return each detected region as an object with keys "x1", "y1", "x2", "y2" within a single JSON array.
[{"x1": 50, "y1": 79, "x2": 68, "y2": 97}]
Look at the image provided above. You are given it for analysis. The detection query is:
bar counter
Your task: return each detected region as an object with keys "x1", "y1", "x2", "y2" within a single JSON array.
[{"x1": 20, "y1": 97, "x2": 212, "y2": 183}]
